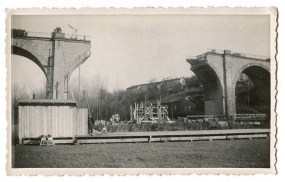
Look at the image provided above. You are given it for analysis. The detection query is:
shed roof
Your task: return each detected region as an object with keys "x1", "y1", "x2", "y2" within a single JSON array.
[
  {"x1": 127, "y1": 77, "x2": 182, "y2": 90},
  {"x1": 146, "y1": 91, "x2": 196, "y2": 105},
  {"x1": 18, "y1": 99, "x2": 78, "y2": 106}
]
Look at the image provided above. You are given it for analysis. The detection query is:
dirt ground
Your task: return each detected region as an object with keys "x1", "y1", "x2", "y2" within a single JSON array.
[{"x1": 12, "y1": 139, "x2": 270, "y2": 168}]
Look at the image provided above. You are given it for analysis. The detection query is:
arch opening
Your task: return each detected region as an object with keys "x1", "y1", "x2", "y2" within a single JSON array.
[
  {"x1": 11, "y1": 55, "x2": 47, "y2": 108},
  {"x1": 234, "y1": 66, "x2": 270, "y2": 117},
  {"x1": 64, "y1": 51, "x2": 91, "y2": 100},
  {"x1": 191, "y1": 64, "x2": 224, "y2": 115},
  {"x1": 12, "y1": 46, "x2": 47, "y2": 78}
]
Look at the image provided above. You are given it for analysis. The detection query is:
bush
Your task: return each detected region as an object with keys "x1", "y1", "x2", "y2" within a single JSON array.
[
  {"x1": 150, "y1": 123, "x2": 160, "y2": 131},
  {"x1": 101, "y1": 119, "x2": 269, "y2": 133},
  {"x1": 203, "y1": 120, "x2": 222, "y2": 130},
  {"x1": 94, "y1": 123, "x2": 105, "y2": 131}
]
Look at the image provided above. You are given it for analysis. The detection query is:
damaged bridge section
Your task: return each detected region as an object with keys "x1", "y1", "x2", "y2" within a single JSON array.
[{"x1": 187, "y1": 49, "x2": 270, "y2": 118}]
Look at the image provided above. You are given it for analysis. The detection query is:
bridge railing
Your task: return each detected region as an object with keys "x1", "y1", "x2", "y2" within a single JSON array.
[
  {"x1": 207, "y1": 48, "x2": 224, "y2": 54},
  {"x1": 13, "y1": 30, "x2": 92, "y2": 41},
  {"x1": 243, "y1": 53, "x2": 269, "y2": 60},
  {"x1": 64, "y1": 34, "x2": 92, "y2": 41},
  {"x1": 25, "y1": 31, "x2": 52, "y2": 38},
  {"x1": 206, "y1": 48, "x2": 269, "y2": 60},
  {"x1": 186, "y1": 49, "x2": 270, "y2": 64},
  {"x1": 185, "y1": 55, "x2": 197, "y2": 60}
]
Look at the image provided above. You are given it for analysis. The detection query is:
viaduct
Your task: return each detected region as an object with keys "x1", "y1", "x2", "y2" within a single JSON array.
[
  {"x1": 12, "y1": 27, "x2": 91, "y2": 100},
  {"x1": 12, "y1": 27, "x2": 271, "y2": 118},
  {"x1": 186, "y1": 49, "x2": 270, "y2": 118}
]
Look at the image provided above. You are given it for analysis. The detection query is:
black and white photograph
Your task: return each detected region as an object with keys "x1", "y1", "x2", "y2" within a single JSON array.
[{"x1": 6, "y1": 8, "x2": 277, "y2": 175}]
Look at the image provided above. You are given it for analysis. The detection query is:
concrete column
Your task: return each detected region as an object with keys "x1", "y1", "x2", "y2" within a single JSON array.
[
  {"x1": 52, "y1": 39, "x2": 65, "y2": 100},
  {"x1": 223, "y1": 50, "x2": 229, "y2": 118},
  {"x1": 223, "y1": 50, "x2": 237, "y2": 119}
]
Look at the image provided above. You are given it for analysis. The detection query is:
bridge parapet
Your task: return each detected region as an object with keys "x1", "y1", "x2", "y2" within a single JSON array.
[
  {"x1": 186, "y1": 55, "x2": 208, "y2": 69},
  {"x1": 207, "y1": 48, "x2": 270, "y2": 61},
  {"x1": 12, "y1": 29, "x2": 92, "y2": 42},
  {"x1": 187, "y1": 49, "x2": 270, "y2": 71}
]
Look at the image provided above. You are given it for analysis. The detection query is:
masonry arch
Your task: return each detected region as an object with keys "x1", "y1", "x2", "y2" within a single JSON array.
[
  {"x1": 64, "y1": 51, "x2": 91, "y2": 98},
  {"x1": 12, "y1": 45, "x2": 48, "y2": 78},
  {"x1": 233, "y1": 64, "x2": 270, "y2": 116},
  {"x1": 191, "y1": 63, "x2": 225, "y2": 115}
]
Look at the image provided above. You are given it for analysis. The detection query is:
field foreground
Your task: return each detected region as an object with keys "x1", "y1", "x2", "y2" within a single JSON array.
[{"x1": 12, "y1": 139, "x2": 270, "y2": 168}]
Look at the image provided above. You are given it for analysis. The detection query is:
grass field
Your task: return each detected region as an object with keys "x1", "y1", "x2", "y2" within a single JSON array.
[{"x1": 12, "y1": 139, "x2": 270, "y2": 168}]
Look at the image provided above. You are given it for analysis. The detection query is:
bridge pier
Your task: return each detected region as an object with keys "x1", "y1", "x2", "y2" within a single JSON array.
[
  {"x1": 52, "y1": 35, "x2": 66, "y2": 100},
  {"x1": 12, "y1": 28, "x2": 92, "y2": 100},
  {"x1": 187, "y1": 49, "x2": 270, "y2": 119}
]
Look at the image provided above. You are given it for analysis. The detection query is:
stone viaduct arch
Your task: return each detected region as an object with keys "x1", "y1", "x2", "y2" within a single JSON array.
[
  {"x1": 12, "y1": 28, "x2": 91, "y2": 100},
  {"x1": 187, "y1": 50, "x2": 270, "y2": 118},
  {"x1": 189, "y1": 58, "x2": 225, "y2": 115},
  {"x1": 231, "y1": 63, "x2": 270, "y2": 116},
  {"x1": 64, "y1": 51, "x2": 91, "y2": 93},
  {"x1": 12, "y1": 42, "x2": 48, "y2": 78}
]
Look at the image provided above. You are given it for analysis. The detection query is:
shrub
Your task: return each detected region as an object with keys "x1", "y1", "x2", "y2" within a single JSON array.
[
  {"x1": 103, "y1": 120, "x2": 268, "y2": 133},
  {"x1": 94, "y1": 123, "x2": 105, "y2": 131},
  {"x1": 150, "y1": 123, "x2": 160, "y2": 131}
]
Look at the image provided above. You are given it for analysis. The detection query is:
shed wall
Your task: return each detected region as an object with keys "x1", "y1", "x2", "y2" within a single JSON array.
[{"x1": 17, "y1": 106, "x2": 88, "y2": 144}]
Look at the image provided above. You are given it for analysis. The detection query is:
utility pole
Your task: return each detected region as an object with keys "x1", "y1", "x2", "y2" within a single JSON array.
[
  {"x1": 78, "y1": 64, "x2": 80, "y2": 107},
  {"x1": 83, "y1": 90, "x2": 89, "y2": 108},
  {"x1": 66, "y1": 75, "x2": 69, "y2": 99},
  {"x1": 55, "y1": 82, "x2": 60, "y2": 100},
  {"x1": 97, "y1": 88, "x2": 99, "y2": 121},
  {"x1": 115, "y1": 90, "x2": 117, "y2": 113},
  {"x1": 144, "y1": 95, "x2": 147, "y2": 121},
  {"x1": 247, "y1": 80, "x2": 250, "y2": 122},
  {"x1": 172, "y1": 102, "x2": 173, "y2": 121},
  {"x1": 106, "y1": 84, "x2": 108, "y2": 121},
  {"x1": 115, "y1": 76, "x2": 118, "y2": 114}
]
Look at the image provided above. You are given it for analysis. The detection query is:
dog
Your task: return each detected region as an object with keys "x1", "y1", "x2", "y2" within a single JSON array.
[
  {"x1": 40, "y1": 135, "x2": 47, "y2": 146},
  {"x1": 101, "y1": 126, "x2": 108, "y2": 136},
  {"x1": 47, "y1": 134, "x2": 54, "y2": 145}
]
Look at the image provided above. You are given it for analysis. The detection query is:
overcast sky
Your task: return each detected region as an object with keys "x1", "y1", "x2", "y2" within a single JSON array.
[{"x1": 11, "y1": 15, "x2": 270, "y2": 93}]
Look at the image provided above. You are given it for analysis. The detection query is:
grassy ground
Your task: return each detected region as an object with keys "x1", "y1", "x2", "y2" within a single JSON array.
[{"x1": 12, "y1": 139, "x2": 270, "y2": 168}]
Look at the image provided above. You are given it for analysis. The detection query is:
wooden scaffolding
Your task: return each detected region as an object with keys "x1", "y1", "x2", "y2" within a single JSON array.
[{"x1": 130, "y1": 100, "x2": 169, "y2": 124}]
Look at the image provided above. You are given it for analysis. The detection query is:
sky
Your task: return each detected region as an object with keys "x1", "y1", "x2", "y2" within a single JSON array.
[{"x1": 11, "y1": 15, "x2": 270, "y2": 93}]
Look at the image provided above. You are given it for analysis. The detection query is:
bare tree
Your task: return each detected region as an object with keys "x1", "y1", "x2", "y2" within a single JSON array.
[
  {"x1": 11, "y1": 82, "x2": 30, "y2": 109},
  {"x1": 148, "y1": 77, "x2": 157, "y2": 83}
]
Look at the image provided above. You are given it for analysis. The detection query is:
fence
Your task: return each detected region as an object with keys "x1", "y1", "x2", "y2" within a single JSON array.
[{"x1": 16, "y1": 105, "x2": 88, "y2": 144}]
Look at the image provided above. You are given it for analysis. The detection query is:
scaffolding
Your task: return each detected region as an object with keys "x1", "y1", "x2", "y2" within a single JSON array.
[{"x1": 130, "y1": 100, "x2": 170, "y2": 124}]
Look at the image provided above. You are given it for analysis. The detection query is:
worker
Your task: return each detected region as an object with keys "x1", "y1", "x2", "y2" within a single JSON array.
[{"x1": 88, "y1": 114, "x2": 95, "y2": 136}]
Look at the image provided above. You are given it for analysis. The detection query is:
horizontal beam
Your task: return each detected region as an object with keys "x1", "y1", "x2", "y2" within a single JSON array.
[{"x1": 21, "y1": 129, "x2": 270, "y2": 145}]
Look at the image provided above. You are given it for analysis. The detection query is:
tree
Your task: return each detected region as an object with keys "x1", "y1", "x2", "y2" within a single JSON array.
[
  {"x1": 185, "y1": 75, "x2": 202, "y2": 88},
  {"x1": 148, "y1": 77, "x2": 157, "y2": 83},
  {"x1": 11, "y1": 82, "x2": 30, "y2": 109}
]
